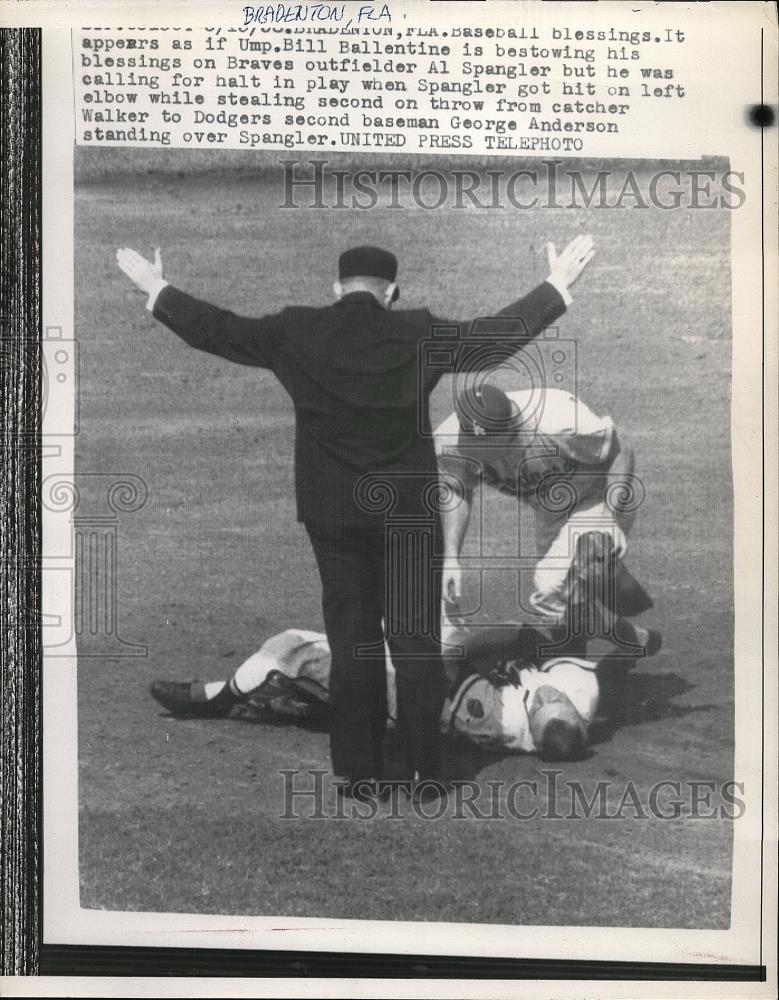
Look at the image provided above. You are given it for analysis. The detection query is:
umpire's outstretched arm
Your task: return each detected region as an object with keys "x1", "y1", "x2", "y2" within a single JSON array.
[
  {"x1": 116, "y1": 247, "x2": 282, "y2": 368},
  {"x1": 444, "y1": 234, "x2": 595, "y2": 371},
  {"x1": 116, "y1": 236, "x2": 595, "y2": 372}
]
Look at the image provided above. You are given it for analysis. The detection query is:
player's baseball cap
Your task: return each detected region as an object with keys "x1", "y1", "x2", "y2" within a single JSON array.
[
  {"x1": 455, "y1": 381, "x2": 519, "y2": 436},
  {"x1": 528, "y1": 684, "x2": 588, "y2": 761},
  {"x1": 339, "y1": 244, "x2": 398, "y2": 280}
]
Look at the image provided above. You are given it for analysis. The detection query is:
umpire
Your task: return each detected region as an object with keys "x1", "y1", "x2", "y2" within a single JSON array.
[{"x1": 117, "y1": 237, "x2": 594, "y2": 793}]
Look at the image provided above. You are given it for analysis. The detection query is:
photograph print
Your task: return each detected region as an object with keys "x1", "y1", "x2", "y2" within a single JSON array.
[{"x1": 71, "y1": 146, "x2": 737, "y2": 931}]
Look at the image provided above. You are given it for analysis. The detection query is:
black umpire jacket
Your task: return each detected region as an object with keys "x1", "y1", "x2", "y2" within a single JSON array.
[{"x1": 153, "y1": 281, "x2": 566, "y2": 527}]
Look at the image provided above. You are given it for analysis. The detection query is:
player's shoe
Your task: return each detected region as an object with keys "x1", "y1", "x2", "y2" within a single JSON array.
[
  {"x1": 564, "y1": 532, "x2": 655, "y2": 630},
  {"x1": 149, "y1": 680, "x2": 236, "y2": 718},
  {"x1": 608, "y1": 626, "x2": 663, "y2": 660}
]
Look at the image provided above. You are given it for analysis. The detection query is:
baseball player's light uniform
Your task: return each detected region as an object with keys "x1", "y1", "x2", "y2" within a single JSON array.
[
  {"x1": 223, "y1": 627, "x2": 598, "y2": 756},
  {"x1": 435, "y1": 388, "x2": 636, "y2": 617}
]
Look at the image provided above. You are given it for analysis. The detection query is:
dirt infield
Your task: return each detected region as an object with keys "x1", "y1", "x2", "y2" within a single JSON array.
[{"x1": 75, "y1": 159, "x2": 734, "y2": 927}]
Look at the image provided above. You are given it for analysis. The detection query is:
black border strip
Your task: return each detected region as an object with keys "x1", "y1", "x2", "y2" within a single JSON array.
[
  {"x1": 39, "y1": 945, "x2": 766, "y2": 980},
  {"x1": 0, "y1": 25, "x2": 42, "y2": 978}
]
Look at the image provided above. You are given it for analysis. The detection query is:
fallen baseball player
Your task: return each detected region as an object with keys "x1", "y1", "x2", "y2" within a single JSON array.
[{"x1": 150, "y1": 601, "x2": 660, "y2": 763}]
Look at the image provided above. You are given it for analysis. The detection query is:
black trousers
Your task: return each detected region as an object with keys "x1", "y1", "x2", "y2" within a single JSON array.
[{"x1": 305, "y1": 520, "x2": 445, "y2": 781}]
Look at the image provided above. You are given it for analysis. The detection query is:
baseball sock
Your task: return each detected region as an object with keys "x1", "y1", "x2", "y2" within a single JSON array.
[
  {"x1": 229, "y1": 652, "x2": 278, "y2": 696},
  {"x1": 189, "y1": 651, "x2": 279, "y2": 704},
  {"x1": 189, "y1": 678, "x2": 243, "y2": 704}
]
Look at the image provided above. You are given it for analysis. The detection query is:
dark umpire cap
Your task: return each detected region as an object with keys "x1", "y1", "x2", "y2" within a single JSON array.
[
  {"x1": 339, "y1": 244, "x2": 399, "y2": 290},
  {"x1": 455, "y1": 381, "x2": 519, "y2": 435}
]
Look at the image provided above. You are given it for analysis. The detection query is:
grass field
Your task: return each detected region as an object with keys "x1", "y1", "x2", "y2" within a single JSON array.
[{"x1": 75, "y1": 154, "x2": 734, "y2": 928}]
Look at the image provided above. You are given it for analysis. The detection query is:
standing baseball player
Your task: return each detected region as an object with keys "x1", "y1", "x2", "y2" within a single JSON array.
[
  {"x1": 116, "y1": 237, "x2": 594, "y2": 796},
  {"x1": 435, "y1": 381, "x2": 651, "y2": 624}
]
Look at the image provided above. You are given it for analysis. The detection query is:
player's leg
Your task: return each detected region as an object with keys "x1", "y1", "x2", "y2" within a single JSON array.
[
  {"x1": 531, "y1": 428, "x2": 638, "y2": 618},
  {"x1": 306, "y1": 522, "x2": 388, "y2": 783},
  {"x1": 148, "y1": 630, "x2": 332, "y2": 719},
  {"x1": 531, "y1": 500, "x2": 628, "y2": 623},
  {"x1": 605, "y1": 431, "x2": 638, "y2": 538},
  {"x1": 528, "y1": 498, "x2": 571, "y2": 619},
  {"x1": 148, "y1": 658, "x2": 259, "y2": 719}
]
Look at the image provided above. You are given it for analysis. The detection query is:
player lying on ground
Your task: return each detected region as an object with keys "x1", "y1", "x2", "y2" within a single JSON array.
[
  {"x1": 117, "y1": 238, "x2": 595, "y2": 792},
  {"x1": 150, "y1": 598, "x2": 660, "y2": 763},
  {"x1": 436, "y1": 381, "x2": 653, "y2": 622}
]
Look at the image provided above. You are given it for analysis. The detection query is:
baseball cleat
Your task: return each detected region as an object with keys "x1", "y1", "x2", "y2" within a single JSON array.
[
  {"x1": 149, "y1": 680, "x2": 235, "y2": 718},
  {"x1": 564, "y1": 532, "x2": 655, "y2": 628},
  {"x1": 618, "y1": 623, "x2": 663, "y2": 666}
]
